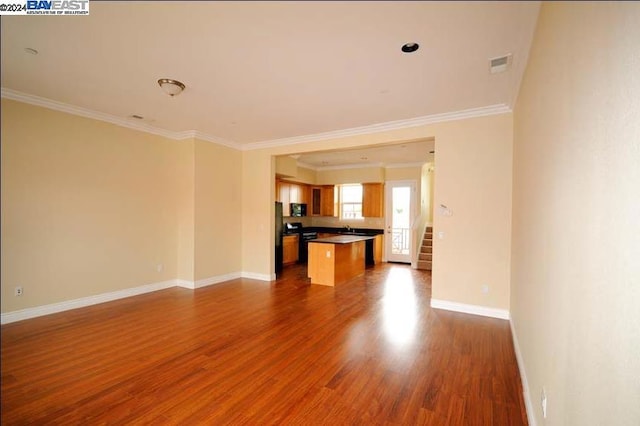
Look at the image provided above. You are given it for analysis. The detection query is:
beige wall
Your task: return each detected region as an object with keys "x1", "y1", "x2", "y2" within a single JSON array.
[
  {"x1": 176, "y1": 139, "x2": 195, "y2": 282},
  {"x1": 292, "y1": 165, "x2": 316, "y2": 185},
  {"x1": 194, "y1": 139, "x2": 242, "y2": 281},
  {"x1": 275, "y1": 155, "x2": 297, "y2": 178},
  {"x1": 316, "y1": 166, "x2": 384, "y2": 185},
  {"x1": 1, "y1": 99, "x2": 180, "y2": 312},
  {"x1": 241, "y1": 113, "x2": 513, "y2": 312},
  {"x1": 1, "y1": 100, "x2": 244, "y2": 314},
  {"x1": 511, "y1": 3, "x2": 640, "y2": 425},
  {"x1": 431, "y1": 114, "x2": 513, "y2": 310}
]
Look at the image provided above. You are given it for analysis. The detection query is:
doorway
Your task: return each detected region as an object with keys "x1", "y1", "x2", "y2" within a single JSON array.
[{"x1": 385, "y1": 180, "x2": 416, "y2": 264}]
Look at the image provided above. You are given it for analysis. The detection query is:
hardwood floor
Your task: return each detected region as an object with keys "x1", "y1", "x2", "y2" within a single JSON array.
[{"x1": 1, "y1": 263, "x2": 527, "y2": 425}]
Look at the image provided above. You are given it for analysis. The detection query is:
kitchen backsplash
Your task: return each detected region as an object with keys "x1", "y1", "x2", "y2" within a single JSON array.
[
  {"x1": 283, "y1": 216, "x2": 312, "y2": 227},
  {"x1": 311, "y1": 216, "x2": 384, "y2": 230}
]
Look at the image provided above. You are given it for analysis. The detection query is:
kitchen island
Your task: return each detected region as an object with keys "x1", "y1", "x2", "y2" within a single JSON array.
[{"x1": 308, "y1": 235, "x2": 375, "y2": 286}]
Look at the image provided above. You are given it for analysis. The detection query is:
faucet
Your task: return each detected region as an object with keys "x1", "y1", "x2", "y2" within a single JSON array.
[{"x1": 345, "y1": 225, "x2": 352, "y2": 233}]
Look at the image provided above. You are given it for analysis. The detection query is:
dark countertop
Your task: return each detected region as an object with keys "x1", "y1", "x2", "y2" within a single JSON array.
[
  {"x1": 304, "y1": 227, "x2": 384, "y2": 236},
  {"x1": 311, "y1": 235, "x2": 376, "y2": 244}
]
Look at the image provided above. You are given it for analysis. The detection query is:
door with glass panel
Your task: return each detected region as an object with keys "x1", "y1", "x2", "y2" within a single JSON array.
[{"x1": 385, "y1": 181, "x2": 416, "y2": 263}]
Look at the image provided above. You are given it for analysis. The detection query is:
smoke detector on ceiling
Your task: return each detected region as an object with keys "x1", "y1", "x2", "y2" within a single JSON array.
[{"x1": 489, "y1": 54, "x2": 512, "y2": 74}]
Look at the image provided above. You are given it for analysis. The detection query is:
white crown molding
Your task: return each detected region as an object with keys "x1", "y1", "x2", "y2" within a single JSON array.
[
  {"x1": 315, "y1": 162, "x2": 385, "y2": 171},
  {"x1": 176, "y1": 130, "x2": 241, "y2": 150},
  {"x1": 0, "y1": 88, "x2": 241, "y2": 149},
  {"x1": 2, "y1": 87, "x2": 511, "y2": 153},
  {"x1": 242, "y1": 104, "x2": 512, "y2": 151},
  {"x1": 430, "y1": 298, "x2": 510, "y2": 320},
  {"x1": 296, "y1": 161, "x2": 319, "y2": 171},
  {"x1": 0, "y1": 279, "x2": 176, "y2": 325},
  {"x1": 297, "y1": 160, "x2": 425, "y2": 171},
  {"x1": 510, "y1": 318, "x2": 537, "y2": 426},
  {"x1": 384, "y1": 162, "x2": 426, "y2": 169}
]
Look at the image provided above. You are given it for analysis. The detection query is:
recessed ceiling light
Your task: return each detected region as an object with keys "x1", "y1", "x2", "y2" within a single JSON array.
[
  {"x1": 24, "y1": 47, "x2": 38, "y2": 55},
  {"x1": 130, "y1": 114, "x2": 144, "y2": 120},
  {"x1": 429, "y1": 150, "x2": 435, "y2": 154},
  {"x1": 401, "y1": 42, "x2": 419, "y2": 53}
]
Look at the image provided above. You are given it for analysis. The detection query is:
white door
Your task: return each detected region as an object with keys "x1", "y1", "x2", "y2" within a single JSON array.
[{"x1": 385, "y1": 181, "x2": 416, "y2": 263}]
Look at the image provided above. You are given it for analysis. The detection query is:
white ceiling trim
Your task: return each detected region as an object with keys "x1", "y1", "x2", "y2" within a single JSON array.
[
  {"x1": 314, "y1": 162, "x2": 385, "y2": 171},
  {"x1": 384, "y1": 162, "x2": 427, "y2": 169},
  {"x1": 0, "y1": 88, "x2": 240, "y2": 149},
  {"x1": 241, "y1": 104, "x2": 512, "y2": 151},
  {"x1": 296, "y1": 161, "x2": 319, "y2": 171},
  {"x1": 2, "y1": 87, "x2": 511, "y2": 152}
]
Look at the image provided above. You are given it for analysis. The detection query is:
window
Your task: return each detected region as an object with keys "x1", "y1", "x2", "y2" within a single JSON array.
[{"x1": 340, "y1": 184, "x2": 363, "y2": 220}]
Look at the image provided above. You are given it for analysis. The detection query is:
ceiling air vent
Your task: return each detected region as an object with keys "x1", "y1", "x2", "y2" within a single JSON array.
[{"x1": 489, "y1": 54, "x2": 512, "y2": 74}]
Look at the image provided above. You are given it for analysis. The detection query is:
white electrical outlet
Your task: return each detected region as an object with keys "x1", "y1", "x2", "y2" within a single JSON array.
[
  {"x1": 156, "y1": 263, "x2": 164, "y2": 272},
  {"x1": 437, "y1": 231, "x2": 445, "y2": 239},
  {"x1": 481, "y1": 284, "x2": 489, "y2": 294},
  {"x1": 541, "y1": 386, "x2": 548, "y2": 419},
  {"x1": 326, "y1": 251, "x2": 331, "y2": 258},
  {"x1": 14, "y1": 286, "x2": 23, "y2": 296}
]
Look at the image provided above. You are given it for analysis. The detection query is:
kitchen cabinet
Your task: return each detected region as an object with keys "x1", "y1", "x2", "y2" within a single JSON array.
[
  {"x1": 277, "y1": 180, "x2": 311, "y2": 216},
  {"x1": 321, "y1": 185, "x2": 336, "y2": 217},
  {"x1": 277, "y1": 180, "x2": 291, "y2": 216},
  {"x1": 374, "y1": 235, "x2": 384, "y2": 263},
  {"x1": 362, "y1": 183, "x2": 384, "y2": 218},
  {"x1": 283, "y1": 234, "x2": 299, "y2": 264},
  {"x1": 310, "y1": 187, "x2": 322, "y2": 216}
]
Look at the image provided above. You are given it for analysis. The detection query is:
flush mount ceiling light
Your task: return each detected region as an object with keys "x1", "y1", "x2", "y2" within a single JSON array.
[
  {"x1": 401, "y1": 42, "x2": 419, "y2": 53},
  {"x1": 157, "y1": 78, "x2": 185, "y2": 97}
]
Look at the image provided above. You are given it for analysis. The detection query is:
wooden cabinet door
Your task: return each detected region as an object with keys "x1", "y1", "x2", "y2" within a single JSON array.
[
  {"x1": 362, "y1": 183, "x2": 384, "y2": 217},
  {"x1": 279, "y1": 182, "x2": 291, "y2": 216},
  {"x1": 374, "y1": 235, "x2": 384, "y2": 263},
  {"x1": 289, "y1": 183, "x2": 301, "y2": 204},
  {"x1": 321, "y1": 185, "x2": 335, "y2": 216},
  {"x1": 283, "y1": 235, "x2": 299, "y2": 264},
  {"x1": 300, "y1": 184, "x2": 310, "y2": 206},
  {"x1": 311, "y1": 187, "x2": 322, "y2": 215}
]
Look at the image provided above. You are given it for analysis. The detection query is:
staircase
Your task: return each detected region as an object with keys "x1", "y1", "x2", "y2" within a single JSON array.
[{"x1": 417, "y1": 226, "x2": 432, "y2": 271}]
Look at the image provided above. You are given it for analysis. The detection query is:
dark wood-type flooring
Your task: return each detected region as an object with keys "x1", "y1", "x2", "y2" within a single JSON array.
[{"x1": 1, "y1": 263, "x2": 527, "y2": 425}]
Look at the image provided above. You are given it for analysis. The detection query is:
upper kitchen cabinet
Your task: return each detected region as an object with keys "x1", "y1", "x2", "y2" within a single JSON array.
[
  {"x1": 290, "y1": 182, "x2": 309, "y2": 205},
  {"x1": 362, "y1": 183, "x2": 384, "y2": 218},
  {"x1": 321, "y1": 185, "x2": 336, "y2": 217},
  {"x1": 276, "y1": 179, "x2": 311, "y2": 216},
  {"x1": 310, "y1": 187, "x2": 322, "y2": 216}
]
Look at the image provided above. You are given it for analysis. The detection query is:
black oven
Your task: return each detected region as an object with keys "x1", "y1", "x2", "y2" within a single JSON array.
[{"x1": 298, "y1": 231, "x2": 318, "y2": 263}]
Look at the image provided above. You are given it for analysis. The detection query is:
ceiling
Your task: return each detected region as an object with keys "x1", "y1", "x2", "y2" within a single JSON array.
[{"x1": 1, "y1": 2, "x2": 540, "y2": 150}]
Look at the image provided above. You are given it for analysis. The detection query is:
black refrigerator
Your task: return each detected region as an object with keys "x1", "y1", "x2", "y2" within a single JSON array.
[{"x1": 275, "y1": 202, "x2": 284, "y2": 277}]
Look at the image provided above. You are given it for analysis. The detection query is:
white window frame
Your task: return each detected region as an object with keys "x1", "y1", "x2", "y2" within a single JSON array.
[{"x1": 339, "y1": 184, "x2": 364, "y2": 220}]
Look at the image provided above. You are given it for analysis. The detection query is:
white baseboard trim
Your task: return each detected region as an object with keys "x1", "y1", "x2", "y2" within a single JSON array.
[
  {"x1": 1, "y1": 279, "x2": 176, "y2": 325},
  {"x1": 0, "y1": 270, "x2": 286, "y2": 324},
  {"x1": 430, "y1": 298, "x2": 510, "y2": 320},
  {"x1": 176, "y1": 279, "x2": 194, "y2": 289},
  {"x1": 241, "y1": 271, "x2": 274, "y2": 281},
  {"x1": 194, "y1": 272, "x2": 242, "y2": 289},
  {"x1": 510, "y1": 318, "x2": 536, "y2": 426}
]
